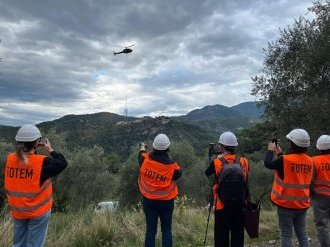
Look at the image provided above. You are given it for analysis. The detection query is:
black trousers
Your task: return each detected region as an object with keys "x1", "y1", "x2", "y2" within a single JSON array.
[{"x1": 214, "y1": 206, "x2": 244, "y2": 247}]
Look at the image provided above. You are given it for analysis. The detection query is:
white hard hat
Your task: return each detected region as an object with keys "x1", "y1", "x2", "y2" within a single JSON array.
[
  {"x1": 316, "y1": 135, "x2": 330, "y2": 150},
  {"x1": 218, "y1": 131, "x2": 238, "y2": 147},
  {"x1": 286, "y1": 128, "x2": 310, "y2": 147},
  {"x1": 153, "y1": 134, "x2": 170, "y2": 150},
  {"x1": 15, "y1": 124, "x2": 42, "y2": 142}
]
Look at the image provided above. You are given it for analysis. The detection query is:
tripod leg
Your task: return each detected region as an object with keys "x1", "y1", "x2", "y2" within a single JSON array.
[{"x1": 203, "y1": 202, "x2": 213, "y2": 247}]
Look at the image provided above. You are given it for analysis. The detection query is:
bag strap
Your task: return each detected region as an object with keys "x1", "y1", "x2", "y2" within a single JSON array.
[
  {"x1": 220, "y1": 156, "x2": 241, "y2": 165},
  {"x1": 219, "y1": 156, "x2": 228, "y2": 165}
]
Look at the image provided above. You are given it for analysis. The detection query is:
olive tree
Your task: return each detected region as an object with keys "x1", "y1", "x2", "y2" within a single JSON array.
[{"x1": 252, "y1": 1, "x2": 330, "y2": 142}]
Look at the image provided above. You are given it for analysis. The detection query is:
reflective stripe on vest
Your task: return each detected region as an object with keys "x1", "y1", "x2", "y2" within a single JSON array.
[
  {"x1": 271, "y1": 153, "x2": 313, "y2": 209},
  {"x1": 138, "y1": 152, "x2": 179, "y2": 200},
  {"x1": 314, "y1": 179, "x2": 330, "y2": 186},
  {"x1": 272, "y1": 189, "x2": 309, "y2": 201},
  {"x1": 312, "y1": 154, "x2": 330, "y2": 196},
  {"x1": 274, "y1": 177, "x2": 310, "y2": 189},
  {"x1": 9, "y1": 194, "x2": 52, "y2": 213},
  {"x1": 313, "y1": 179, "x2": 330, "y2": 195},
  {"x1": 6, "y1": 180, "x2": 52, "y2": 198},
  {"x1": 313, "y1": 187, "x2": 330, "y2": 194}
]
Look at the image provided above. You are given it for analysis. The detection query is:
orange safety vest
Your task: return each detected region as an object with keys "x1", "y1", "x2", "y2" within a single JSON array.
[
  {"x1": 312, "y1": 154, "x2": 330, "y2": 196},
  {"x1": 271, "y1": 153, "x2": 313, "y2": 209},
  {"x1": 138, "y1": 152, "x2": 180, "y2": 200},
  {"x1": 213, "y1": 154, "x2": 249, "y2": 210},
  {"x1": 5, "y1": 153, "x2": 53, "y2": 219}
]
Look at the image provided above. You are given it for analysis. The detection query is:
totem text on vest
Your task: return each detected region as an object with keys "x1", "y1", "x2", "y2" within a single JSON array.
[
  {"x1": 290, "y1": 163, "x2": 312, "y2": 174},
  {"x1": 320, "y1": 162, "x2": 330, "y2": 171},
  {"x1": 145, "y1": 169, "x2": 167, "y2": 182},
  {"x1": 6, "y1": 167, "x2": 33, "y2": 179}
]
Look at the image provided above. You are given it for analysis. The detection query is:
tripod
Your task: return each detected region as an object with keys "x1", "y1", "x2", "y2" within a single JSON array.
[
  {"x1": 203, "y1": 144, "x2": 219, "y2": 247},
  {"x1": 203, "y1": 186, "x2": 214, "y2": 247}
]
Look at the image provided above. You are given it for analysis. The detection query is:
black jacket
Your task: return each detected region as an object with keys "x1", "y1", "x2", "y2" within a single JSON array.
[{"x1": 39, "y1": 151, "x2": 68, "y2": 186}]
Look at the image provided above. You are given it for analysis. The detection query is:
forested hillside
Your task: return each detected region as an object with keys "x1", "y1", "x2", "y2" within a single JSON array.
[
  {"x1": 0, "y1": 101, "x2": 262, "y2": 156},
  {"x1": 38, "y1": 113, "x2": 215, "y2": 157}
]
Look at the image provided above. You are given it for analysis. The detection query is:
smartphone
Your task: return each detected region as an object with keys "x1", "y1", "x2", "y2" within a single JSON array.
[
  {"x1": 139, "y1": 142, "x2": 148, "y2": 148},
  {"x1": 271, "y1": 138, "x2": 278, "y2": 147},
  {"x1": 38, "y1": 138, "x2": 47, "y2": 146}
]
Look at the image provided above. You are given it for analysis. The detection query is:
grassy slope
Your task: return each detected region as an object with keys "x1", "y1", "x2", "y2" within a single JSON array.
[{"x1": 0, "y1": 207, "x2": 317, "y2": 247}]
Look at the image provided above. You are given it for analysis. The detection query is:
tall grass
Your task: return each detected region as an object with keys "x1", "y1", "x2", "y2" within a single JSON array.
[{"x1": 0, "y1": 206, "x2": 317, "y2": 247}]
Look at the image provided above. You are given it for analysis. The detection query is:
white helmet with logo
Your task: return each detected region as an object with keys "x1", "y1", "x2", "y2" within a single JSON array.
[
  {"x1": 316, "y1": 135, "x2": 330, "y2": 150},
  {"x1": 218, "y1": 131, "x2": 238, "y2": 147},
  {"x1": 153, "y1": 133, "x2": 170, "y2": 150},
  {"x1": 286, "y1": 128, "x2": 310, "y2": 147},
  {"x1": 15, "y1": 124, "x2": 42, "y2": 142}
]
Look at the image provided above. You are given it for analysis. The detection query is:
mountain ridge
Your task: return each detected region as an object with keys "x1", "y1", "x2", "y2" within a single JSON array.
[{"x1": 0, "y1": 102, "x2": 263, "y2": 156}]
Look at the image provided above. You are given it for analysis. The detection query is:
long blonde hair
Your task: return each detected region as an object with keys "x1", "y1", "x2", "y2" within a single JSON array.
[{"x1": 15, "y1": 143, "x2": 28, "y2": 165}]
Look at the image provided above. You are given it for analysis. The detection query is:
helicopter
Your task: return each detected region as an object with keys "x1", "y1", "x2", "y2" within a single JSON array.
[{"x1": 113, "y1": 44, "x2": 134, "y2": 56}]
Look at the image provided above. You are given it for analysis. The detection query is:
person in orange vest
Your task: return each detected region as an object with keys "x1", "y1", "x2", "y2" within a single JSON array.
[
  {"x1": 265, "y1": 128, "x2": 314, "y2": 247},
  {"x1": 138, "y1": 133, "x2": 182, "y2": 247},
  {"x1": 4, "y1": 124, "x2": 67, "y2": 247},
  {"x1": 311, "y1": 135, "x2": 330, "y2": 247},
  {"x1": 205, "y1": 131, "x2": 249, "y2": 247}
]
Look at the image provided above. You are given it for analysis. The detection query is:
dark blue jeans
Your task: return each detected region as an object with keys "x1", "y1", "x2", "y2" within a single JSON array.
[{"x1": 142, "y1": 197, "x2": 174, "y2": 247}]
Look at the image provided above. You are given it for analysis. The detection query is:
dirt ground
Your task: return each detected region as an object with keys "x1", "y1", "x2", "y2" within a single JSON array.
[{"x1": 245, "y1": 237, "x2": 320, "y2": 247}]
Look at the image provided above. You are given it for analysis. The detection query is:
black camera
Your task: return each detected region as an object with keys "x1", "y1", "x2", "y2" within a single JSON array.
[
  {"x1": 271, "y1": 138, "x2": 278, "y2": 147},
  {"x1": 208, "y1": 143, "x2": 222, "y2": 156}
]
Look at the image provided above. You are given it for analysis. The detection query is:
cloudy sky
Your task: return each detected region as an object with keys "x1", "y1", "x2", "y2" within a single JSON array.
[{"x1": 0, "y1": 0, "x2": 315, "y2": 126}]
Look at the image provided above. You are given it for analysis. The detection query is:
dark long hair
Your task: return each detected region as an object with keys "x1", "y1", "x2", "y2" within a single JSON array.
[
  {"x1": 151, "y1": 148, "x2": 169, "y2": 155},
  {"x1": 220, "y1": 144, "x2": 236, "y2": 154},
  {"x1": 288, "y1": 140, "x2": 308, "y2": 153}
]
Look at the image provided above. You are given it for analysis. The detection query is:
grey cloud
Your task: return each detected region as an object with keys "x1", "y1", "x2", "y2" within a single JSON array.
[
  {"x1": 0, "y1": 104, "x2": 58, "y2": 127},
  {"x1": 0, "y1": 0, "x2": 315, "y2": 126}
]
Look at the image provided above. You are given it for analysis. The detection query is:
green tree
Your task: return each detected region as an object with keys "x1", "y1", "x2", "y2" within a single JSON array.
[
  {"x1": 237, "y1": 122, "x2": 277, "y2": 155},
  {"x1": 252, "y1": 1, "x2": 330, "y2": 143},
  {"x1": 247, "y1": 160, "x2": 274, "y2": 208},
  {"x1": 170, "y1": 141, "x2": 209, "y2": 204},
  {"x1": 54, "y1": 145, "x2": 117, "y2": 211},
  {"x1": 104, "y1": 153, "x2": 122, "y2": 174},
  {"x1": 115, "y1": 145, "x2": 141, "y2": 207},
  {"x1": 0, "y1": 141, "x2": 14, "y2": 209}
]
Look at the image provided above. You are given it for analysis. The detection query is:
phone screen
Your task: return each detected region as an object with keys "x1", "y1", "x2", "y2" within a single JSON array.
[{"x1": 38, "y1": 138, "x2": 47, "y2": 146}]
